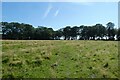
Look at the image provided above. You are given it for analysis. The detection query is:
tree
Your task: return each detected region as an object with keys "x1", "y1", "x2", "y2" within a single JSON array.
[
  {"x1": 87, "y1": 26, "x2": 96, "y2": 40},
  {"x1": 71, "y1": 26, "x2": 79, "y2": 40},
  {"x1": 63, "y1": 26, "x2": 71, "y2": 40},
  {"x1": 106, "y1": 22, "x2": 115, "y2": 40},
  {"x1": 47, "y1": 28, "x2": 54, "y2": 40},
  {"x1": 79, "y1": 25, "x2": 84, "y2": 40},
  {"x1": 2, "y1": 22, "x2": 35, "y2": 40},
  {"x1": 80, "y1": 26, "x2": 90, "y2": 40},
  {"x1": 117, "y1": 28, "x2": 120, "y2": 40},
  {"x1": 2, "y1": 22, "x2": 9, "y2": 39},
  {"x1": 54, "y1": 29, "x2": 63, "y2": 40},
  {"x1": 22, "y1": 23, "x2": 34, "y2": 40},
  {"x1": 1, "y1": 21, "x2": 117, "y2": 41},
  {"x1": 34, "y1": 26, "x2": 54, "y2": 40},
  {"x1": 94, "y1": 24, "x2": 106, "y2": 40}
]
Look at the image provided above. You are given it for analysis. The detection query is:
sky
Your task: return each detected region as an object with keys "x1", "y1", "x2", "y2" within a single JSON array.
[
  {"x1": 2, "y1": 0, "x2": 120, "y2": 2},
  {"x1": 2, "y1": 2, "x2": 118, "y2": 30}
]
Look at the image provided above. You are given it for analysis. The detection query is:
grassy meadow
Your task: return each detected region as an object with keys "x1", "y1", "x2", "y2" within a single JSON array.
[{"x1": 2, "y1": 40, "x2": 118, "y2": 78}]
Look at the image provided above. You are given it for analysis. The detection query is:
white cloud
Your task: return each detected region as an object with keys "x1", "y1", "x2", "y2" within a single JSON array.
[
  {"x1": 54, "y1": 9, "x2": 59, "y2": 17},
  {"x1": 43, "y1": 4, "x2": 52, "y2": 19}
]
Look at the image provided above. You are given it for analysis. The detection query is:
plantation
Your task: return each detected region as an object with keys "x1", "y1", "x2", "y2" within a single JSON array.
[{"x1": 2, "y1": 40, "x2": 118, "y2": 78}]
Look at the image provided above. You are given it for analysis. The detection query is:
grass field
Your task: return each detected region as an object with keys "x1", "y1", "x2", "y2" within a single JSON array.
[{"x1": 2, "y1": 40, "x2": 118, "y2": 78}]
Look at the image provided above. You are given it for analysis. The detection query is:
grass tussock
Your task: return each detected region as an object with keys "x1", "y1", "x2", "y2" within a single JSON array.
[{"x1": 2, "y1": 40, "x2": 118, "y2": 78}]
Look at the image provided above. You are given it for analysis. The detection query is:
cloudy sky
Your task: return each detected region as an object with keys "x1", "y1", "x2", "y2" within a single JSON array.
[
  {"x1": 2, "y1": 2, "x2": 118, "y2": 30},
  {"x1": 2, "y1": 0, "x2": 120, "y2": 2}
]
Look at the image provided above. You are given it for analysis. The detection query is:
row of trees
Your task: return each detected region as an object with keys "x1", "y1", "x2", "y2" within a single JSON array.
[{"x1": 1, "y1": 22, "x2": 120, "y2": 40}]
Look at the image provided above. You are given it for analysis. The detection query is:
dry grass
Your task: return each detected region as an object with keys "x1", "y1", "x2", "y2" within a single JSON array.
[{"x1": 2, "y1": 40, "x2": 118, "y2": 78}]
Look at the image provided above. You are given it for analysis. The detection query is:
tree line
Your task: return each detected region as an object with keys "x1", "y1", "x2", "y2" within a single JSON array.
[{"x1": 1, "y1": 22, "x2": 120, "y2": 40}]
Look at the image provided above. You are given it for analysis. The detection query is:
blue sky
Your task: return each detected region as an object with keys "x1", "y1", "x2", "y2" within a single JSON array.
[{"x1": 2, "y1": 2, "x2": 118, "y2": 30}]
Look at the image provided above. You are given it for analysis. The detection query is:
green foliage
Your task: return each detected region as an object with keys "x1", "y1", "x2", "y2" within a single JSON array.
[
  {"x1": 106, "y1": 22, "x2": 115, "y2": 40},
  {"x1": 1, "y1": 22, "x2": 119, "y2": 40}
]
